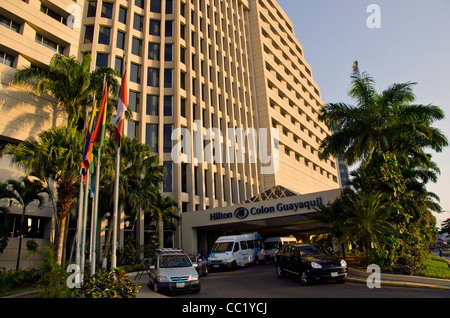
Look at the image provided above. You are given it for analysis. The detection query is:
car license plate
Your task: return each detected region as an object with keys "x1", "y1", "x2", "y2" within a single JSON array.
[
  {"x1": 213, "y1": 265, "x2": 219, "y2": 268},
  {"x1": 176, "y1": 282, "x2": 185, "y2": 288},
  {"x1": 331, "y1": 272, "x2": 338, "y2": 277}
]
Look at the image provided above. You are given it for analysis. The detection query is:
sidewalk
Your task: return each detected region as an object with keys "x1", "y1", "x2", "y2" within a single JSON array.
[
  {"x1": 127, "y1": 272, "x2": 169, "y2": 298},
  {"x1": 347, "y1": 267, "x2": 450, "y2": 290}
]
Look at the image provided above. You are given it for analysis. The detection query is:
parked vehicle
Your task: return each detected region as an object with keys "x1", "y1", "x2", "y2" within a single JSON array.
[
  {"x1": 148, "y1": 249, "x2": 201, "y2": 294},
  {"x1": 208, "y1": 232, "x2": 265, "y2": 270},
  {"x1": 442, "y1": 247, "x2": 450, "y2": 256},
  {"x1": 274, "y1": 243, "x2": 347, "y2": 285},
  {"x1": 188, "y1": 252, "x2": 209, "y2": 276},
  {"x1": 264, "y1": 236, "x2": 297, "y2": 261}
]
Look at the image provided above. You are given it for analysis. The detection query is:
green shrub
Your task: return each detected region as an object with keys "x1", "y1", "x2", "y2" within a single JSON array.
[
  {"x1": 75, "y1": 268, "x2": 140, "y2": 298},
  {"x1": 0, "y1": 268, "x2": 41, "y2": 295}
]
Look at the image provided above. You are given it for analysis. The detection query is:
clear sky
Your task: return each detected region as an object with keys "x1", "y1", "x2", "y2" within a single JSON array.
[{"x1": 276, "y1": 0, "x2": 450, "y2": 228}]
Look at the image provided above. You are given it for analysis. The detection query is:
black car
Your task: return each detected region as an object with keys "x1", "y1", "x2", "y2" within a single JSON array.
[{"x1": 274, "y1": 243, "x2": 347, "y2": 285}]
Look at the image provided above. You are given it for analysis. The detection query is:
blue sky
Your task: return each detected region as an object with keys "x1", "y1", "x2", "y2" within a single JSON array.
[{"x1": 276, "y1": 0, "x2": 450, "y2": 227}]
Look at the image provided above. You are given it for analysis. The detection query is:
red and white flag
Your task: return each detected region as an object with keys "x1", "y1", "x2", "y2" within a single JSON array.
[{"x1": 114, "y1": 68, "x2": 128, "y2": 147}]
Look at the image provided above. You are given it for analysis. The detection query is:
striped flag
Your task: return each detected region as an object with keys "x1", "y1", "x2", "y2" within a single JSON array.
[
  {"x1": 82, "y1": 102, "x2": 98, "y2": 174},
  {"x1": 91, "y1": 84, "x2": 108, "y2": 149},
  {"x1": 114, "y1": 67, "x2": 127, "y2": 147}
]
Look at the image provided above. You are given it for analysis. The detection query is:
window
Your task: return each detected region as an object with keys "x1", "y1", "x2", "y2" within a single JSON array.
[
  {"x1": 131, "y1": 37, "x2": 142, "y2": 56},
  {"x1": 147, "y1": 68, "x2": 159, "y2": 87},
  {"x1": 180, "y1": 24, "x2": 185, "y2": 40},
  {"x1": 0, "y1": 15, "x2": 20, "y2": 32},
  {"x1": 116, "y1": 30, "x2": 125, "y2": 49},
  {"x1": 87, "y1": 1, "x2": 96, "y2": 17},
  {"x1": 35, "y1": 34, "x2": 64, "y2": 54},
  {"x1": 148, "y1": 42, "x2": 160, "y2": 60},
  {"x1": 130, "y1": 63, "x2": 141, "y2": 83},
  {"x1": 180, "y1": 71, "x2": 186, "y2": 90},
  {"x1": 164, "y1": 125, "x2": 173, "y2": 153},
  {"x1": 146, "y1": 124, "x2": 159, "y2": 153},
  {"x1": 0, "y1": 51, "x2": 14, "y2": 67},
  {"x1": 181, "y1": 98, "x2": 186, "y2": 117},
  {"x1": 180, "y1": 47, "x2": 186, "y2": 64},
  {"x1": 164, "y1": 96, "x2": 173, "y2": 116},
  {"x1": 118, "y1": 6, "x2": 127, "y2": 24},
  {"x1": 96, "y1": 53, "x2": 109, "y2": 68},
  {"x1": 164, "y1": 69, "x2": 173, "y2": 88},
  {"x1": 150, "y1": 0, "x2": 161, "y2": 13},
  {"x1": 101, "y1": 1, "x2": 113, "y2": 19},
  {"x1": 165, "y1": 44, "x2": 173, "y2": 61},
  {"x1": 84, "y1": 25, "x2": 94, "y2": 43},
  {"x1": 163, "y1": 162, "x2": 173, "y2": 192},
  {"x1": 146, "y1": 95, "x2": 159, "y2": 116},
  {"x1": 98, "y1": 26, "x2": 111, "y2": 45},
  {"x1": 133, "y1": 13, "x2": 143, "y2": 31},
  {"x1": 181, "y1": 163, "x2": 187, "y2": 192},
  {"x1": 135, "y1": 0, "x2": 145, "y2": 9},
  {"x1": 129, "y1": 90, "x2": 140, "y2": 112},
  {"x1": 115, "y1": 56, "x2": 123, "y2": 76},
  {"x1": 165, "y1": 21, "x2": 173, "y2": 37},
  {"x1": 166, "y1": 0, "x2": 174, "y2": 14},
  {"x1": 127, "y1": 121, "x2": 138, "y2": 138},
  {"x1": 149, "y1": 19, "x2": 160, "y2": 36}
]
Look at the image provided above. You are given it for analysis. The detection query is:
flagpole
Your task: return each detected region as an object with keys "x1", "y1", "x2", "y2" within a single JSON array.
[
  {"x1": 89, "y1": 75, "x2": 107, "y2": 276},
  {"x1": 76, "y1": 106, "x2": 90, "y2": 272},
  {"x1": 89, "y1": 153, "x2": 100, "y2": 276},
  {"x1": 111, "y1": 145, "x2": 120, "y2": 269},
  {"x1": 111, "y1": 59, "x2": 127, "y2": 269},
  {"x1": 75, "y1": 169, "x2": 84, "y2": 270},
  {"x1": 80, "y1": 169, "x2": 90, "y2": 276}
]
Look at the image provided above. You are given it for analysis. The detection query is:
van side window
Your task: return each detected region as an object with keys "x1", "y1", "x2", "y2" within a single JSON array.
[
  {"x1": 247, "y1": 240, "x2": 254, "y2": 249},
  {"x1": 240, "y1": 241, "x2": 248, "y2": 249},
  {"x1": 233, "y1": 242, "x2": 240, "y2": 252}
]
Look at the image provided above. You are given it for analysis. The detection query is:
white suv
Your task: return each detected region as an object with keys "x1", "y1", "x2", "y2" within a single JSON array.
[{"x1": 149, "y1": 249, "x2": 201, "y2": 294}]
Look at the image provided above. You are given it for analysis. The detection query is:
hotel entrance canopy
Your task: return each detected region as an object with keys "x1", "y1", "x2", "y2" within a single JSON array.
[{"x1": 181, "y1": 188, "x2": 342, "y2": 253}]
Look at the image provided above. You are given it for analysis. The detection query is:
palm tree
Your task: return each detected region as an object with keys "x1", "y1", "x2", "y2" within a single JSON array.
[
  {"x1": 318, "y1": 61, "x2": 447, "y2": 239},
  {"x1": 13, "y1": 53, "x2": 119, "y2": 128},
  {"x1": 319, "y1": 61, "x2": 447, "y2": 167},
  {"x1": 311, "y1": 196, "x2": 349, "y2": 258},
  {"x1": 342, "y1": 192, "x2": 396, "y2": 266},
  {"x1": 6, "y1": 176, "x2": 50, "y2": 270},
  {"x1": 98, "y1": 136, "x2": 166, "y2": 264},
  {"x1": 0, "y1": 182, "x2": 16, "y2": 254},
  {"x1": 6, "y1": 126, "x2": 84, "y2": 265},
  {"x1": 150, "y1": 194, "x2": 180, "y2": 248}
]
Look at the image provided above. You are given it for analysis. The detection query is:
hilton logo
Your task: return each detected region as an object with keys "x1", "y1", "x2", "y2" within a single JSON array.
[{"x1": 234, "y1": 207, "x2": 249, "y2": 219}]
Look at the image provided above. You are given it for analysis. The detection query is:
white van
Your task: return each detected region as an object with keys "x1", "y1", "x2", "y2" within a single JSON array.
[
  {"x1": 208, "y1": 233, "x2": 265, "y2": 270},
  {"x1": 264, "y1": 236, "x2": 297, "y2": 261}
]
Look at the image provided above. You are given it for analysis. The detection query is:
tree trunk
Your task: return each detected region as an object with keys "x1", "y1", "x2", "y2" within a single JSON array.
[
  {"x1": 56, "y1": 214, "x2": 68, "y2": 266},
  {"x1": 102, "y1": 213, "x2": 113, "y2": 268},
  {"x1": 16, "y1": 206, "x2": 26, "y2": 271},
  {"x1": 55, "y1": 188, "x2": 75, "y2": 266}
]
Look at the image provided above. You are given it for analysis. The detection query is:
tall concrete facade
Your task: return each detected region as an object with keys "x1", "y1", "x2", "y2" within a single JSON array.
[{"x1": 0, "y1": 0, "x2": 340, "y2": 265}]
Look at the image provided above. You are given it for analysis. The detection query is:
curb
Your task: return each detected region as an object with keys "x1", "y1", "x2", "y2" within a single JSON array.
[{"x1": 347, "y1": 268, "x2": 450, "y2": 290}]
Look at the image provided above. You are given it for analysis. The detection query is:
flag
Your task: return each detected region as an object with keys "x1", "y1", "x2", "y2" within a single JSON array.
[
  {"x1": 82, "y1": 102, "x2": 98, "y2": 174},
  {"x1": 91, "y1": 84, "x2": 108, "y2": 149},
  {"x1": 114, "y1": 68, "x2": 127, "y2": 147}
]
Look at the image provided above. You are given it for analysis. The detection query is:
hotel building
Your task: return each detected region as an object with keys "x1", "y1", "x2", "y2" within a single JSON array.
[{"x1": 0, "y1": 0, "x2": 341, "y2": 268}]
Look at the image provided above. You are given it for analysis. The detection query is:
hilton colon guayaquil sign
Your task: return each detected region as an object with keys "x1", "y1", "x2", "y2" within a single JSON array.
[{"x1": 209, "y1": 197, "x2": 324, "y2": 221}]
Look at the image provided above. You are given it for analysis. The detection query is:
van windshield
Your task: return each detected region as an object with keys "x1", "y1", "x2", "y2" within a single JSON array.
[{"x1": 211, "y1": 242, "x2": 233, "y2": 253}]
